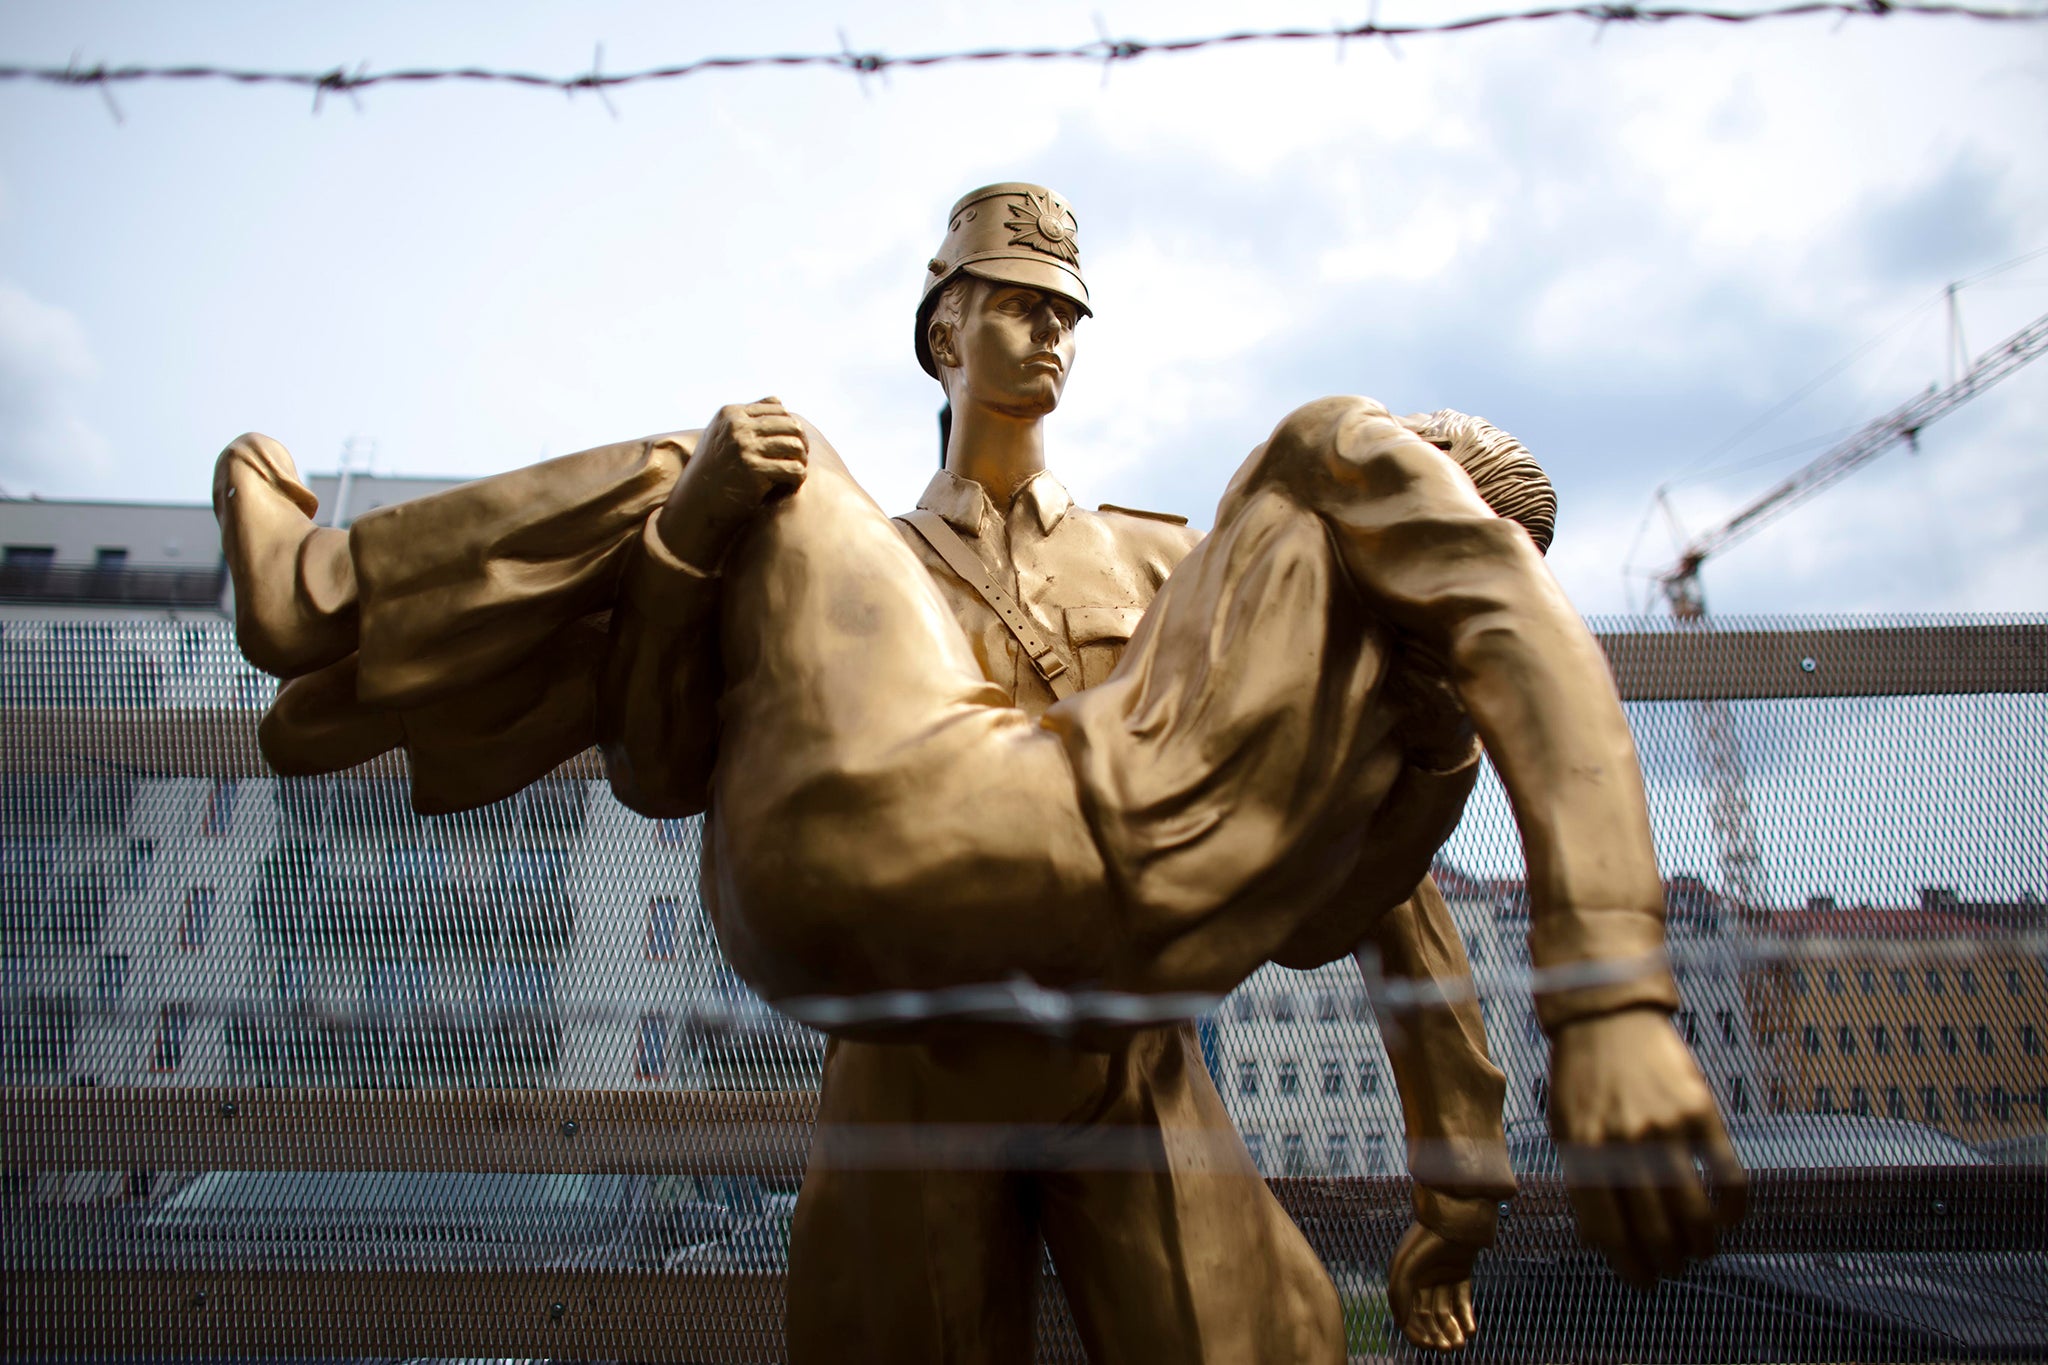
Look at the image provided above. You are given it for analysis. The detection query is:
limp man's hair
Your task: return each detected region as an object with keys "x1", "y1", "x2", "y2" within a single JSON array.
[{"x1": 1403, "y1": 408, "x2": 1557, "y2": 555}]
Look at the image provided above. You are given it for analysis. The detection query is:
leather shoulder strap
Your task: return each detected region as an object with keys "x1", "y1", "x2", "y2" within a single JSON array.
[{"x1": 900, "y1": 508, "x2": 1077, "y2": 700}]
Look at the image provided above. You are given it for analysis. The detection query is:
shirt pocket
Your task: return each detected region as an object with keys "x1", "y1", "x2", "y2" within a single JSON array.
[{"x1": 1065, "y1": 605, "x2": 1145, "y2": 690}]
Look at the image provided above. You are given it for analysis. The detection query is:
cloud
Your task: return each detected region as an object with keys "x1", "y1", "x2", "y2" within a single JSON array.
[
  {"x1": 1858, "y1": 155, "x2": 2016, "y2": 288},
  {"x1": 0, "y1": 282, "x2": 111, "y2": 491}
]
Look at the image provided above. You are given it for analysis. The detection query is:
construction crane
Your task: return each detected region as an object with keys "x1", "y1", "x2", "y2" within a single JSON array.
[
  {"x1": 1649, "y1": 303, "x2": 2047, "y2": 1111},
  {"x1": 1659, "y1": 308, "x2": 2048, "y2": 620},
  {"x1": 1649, "y1": 306, "x2": 2048, "y2": 922}
]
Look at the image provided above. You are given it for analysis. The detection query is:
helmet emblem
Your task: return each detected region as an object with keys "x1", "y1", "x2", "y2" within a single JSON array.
[{"x1": 1005, "y1": 190, "x2": 1080, "y2": 264}]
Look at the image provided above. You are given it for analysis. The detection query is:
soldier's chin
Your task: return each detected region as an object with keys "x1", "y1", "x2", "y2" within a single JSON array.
[{"x1": 1018, "y1": 376, "x2": 1065, "y2": 414}]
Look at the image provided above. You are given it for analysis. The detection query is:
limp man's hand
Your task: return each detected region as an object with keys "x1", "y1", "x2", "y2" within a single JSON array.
[{"x1": 1548, "y1": 1007, "x2": 1749, "y2": 1289}]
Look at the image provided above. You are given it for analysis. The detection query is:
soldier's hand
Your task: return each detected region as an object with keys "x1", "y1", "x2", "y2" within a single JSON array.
[
  {"x1": 1388, "y1": 1221, "x2": 1481, "y2": 1352},
  {"x1": 1548, "y1": 1007, "x2": 1748, "y2": 1289},
  {"x1": 655, "y1": 397, "x2": 809, "y2": 569}
]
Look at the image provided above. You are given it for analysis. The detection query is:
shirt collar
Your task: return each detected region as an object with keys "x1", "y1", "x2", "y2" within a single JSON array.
[{"x1": 916, "y1": 467, "x2": 1073, "y2": 539}]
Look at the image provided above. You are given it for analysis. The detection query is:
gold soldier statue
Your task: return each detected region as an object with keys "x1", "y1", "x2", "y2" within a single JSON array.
[{"x1": 216, "y1": 183, "x2": 1745, "y2": 1362}]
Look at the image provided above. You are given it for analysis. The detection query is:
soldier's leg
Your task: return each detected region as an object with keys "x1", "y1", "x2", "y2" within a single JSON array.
[
  {"x1": 1034, "y1": 1025, "x2": 1344, "y2": 1365},
  {"x1": 788, "y1": 1039, "x2": 1040, "y2": 1365}
]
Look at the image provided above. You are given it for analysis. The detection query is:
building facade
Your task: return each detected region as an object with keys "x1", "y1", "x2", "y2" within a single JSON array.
[{"x1": 1750, "y1": 896, "x2": 2048, "y2": 1142}]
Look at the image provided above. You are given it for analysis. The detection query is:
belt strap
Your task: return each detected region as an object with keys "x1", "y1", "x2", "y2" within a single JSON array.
[{"x1": 901, "y1": 508, "x2": 1077, "y2": 701}]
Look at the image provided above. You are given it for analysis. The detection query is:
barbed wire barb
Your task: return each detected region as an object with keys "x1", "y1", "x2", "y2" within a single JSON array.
[
  {"x1": 575, "y1": 44, "x2": 621, "y2": 120},
  {"x1": 3, "y1": 3, "x2": 2043, "y2": 109},
  {"x1": 68, "y1": 52, "x2": 122, "y2": 125}
]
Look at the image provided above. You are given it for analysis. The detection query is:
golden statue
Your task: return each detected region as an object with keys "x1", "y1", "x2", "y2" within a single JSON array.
[{"x1": 215, "y1": 183, "x2": 1744, "y2": 1361}]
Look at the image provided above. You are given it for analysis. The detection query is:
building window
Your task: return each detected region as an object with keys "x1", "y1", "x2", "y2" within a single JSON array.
[
  {"x1": 97, "y1": 953, "x2": 128, "y2": 1000},
  {"x1": 200, "y1": 779, "x2": 239, "y2": 837},
  {"x1": 1802, "y1": 1026, "x2": 1822, "y2": 1056},
  {"x1": 2007, "y1": 968, "x2": 2026, "y2": 996},
  {"x1": 3, "y1": 544, "x2": 54, "y2": 569},
  {"x1": 1885, "y1": 1086, "x2": 1905, "y2": 1119},
  {"x1": 1960, "y1": 969, "x2": 1978, "y2": 998},
  {"x1": 1731, "y1": 1076, "x2": 1749, "y2": 1115},
  {"x1": 655, "y1": 818, "x2": 691, "y2": 846},
  {"x1": 1849, "y1": 1086, "x2": 1870, "y2": 1116},
  {"x1": 1955, "y1": 1086, "x2": 1978, "y2": 1123},
  {"x1": 1926, "y1": 969, "x2": 1945, "y2": 997},
  {"x1": 1237, "y1": 1060, "x2": 1259, "y2": 1097},
  {"x1": 1233, "y1": 994, "x2": 1257, "y2": 1022},
  {"x1": 1870, "y1": 1024, "x2": 1889, "y2": 1055},
  {"x1": 123, "y1": 838, "x2": 155, "y2": 893},
  {"x1": 1940, "y1": 1025, "x2": 1960, "y2": 1056},
  {"x1": 94, "y1": 547, "x2": 129, "y2": 571},
  {"x1": 1857, "y1": 967, "x2": 1876, "y2": 996},
  {"x1": 1533, "y1": 1076, "x2": 1550, "y2": 1113},
  {"x1": 1326, "y1": 1130, "x2": 1352, "y2": 1176},
  {"x1": 1244, "y1": 1133, "x2": 1266, "y2": 1172},
  {"x1": 636, "y1": 1014, "x2": 669, "y2": 1080},
  {"x1": 1792, "y1": 969, "x2": 1809, "y2": 996},
  {"x1": 1892, "y1": 968, "x2": 1912, "y2": 996},
  {"x1": 484, "y1": 960, "x2": 557, "y2": 1015},
  {"x1": 1281, "y1": 1132, "x2": 1308, "y2": 1176},
  {"x1": 1359, "y1": 1062, "x2": 1381, "y2": 1097},
  {"x1": 178, "y1": 888, "x2": 215, "y2": 950},
  {"x1": 1277, "y1": 1060, "x2": 1300, "y2": 1096},
  {"x1": 1677, "y1": 1010, "x2": 1699, "y2": 1047},
  {"x1": 1837, "y1": 1025, "x2": 1856, "y2": 1055},
  {"x1": 1988, "y1": 1086, "x2": 2011, "y2": 1121},
  {"x1": 1523, "y1": 1009, "x2": 1542, "y2": 1045},
  {"x1": 1921, "y1": 1086, "x2": 1942, "y2": 1122},
  {"x1": 2022, "y1": 1024, "x2": 2041, "y2": 1056},
  {"x1": 1321, "y1": 1058, "x2": 1344, "y2": 1097},
  {"x1": 2038, "y1": 1086, "x2": 2048, "y2": 1121},
  {"x1": 1272, "y1": 993, "x2": 1296, "y2": 1025},
  {"x1": 646, "y1": 897, "x2": 681, "y2": 960},
  {"x1": 1975, "y1": 1023, "x2": 1995, "y2": 1055},
  {"x1": 1907, "y1": 1024, "x2": 1926, "y2": 1055},
  {"x1": 151, "y1": 1004, "x2": 189, "y2": 1072},
  {"x1": 1717, "y1": 1010, "x2": 1737, "y2": 1047},
  {"x1": 1316, "y1": 992, "x2": 1339, "y2": 1022},
  {"x1": 1825, "y1": 968, "x2": 1844, "y2": 996},
  {"x1": 1814, "y1": 1085, "x2": 1835, "y2": 1114}
]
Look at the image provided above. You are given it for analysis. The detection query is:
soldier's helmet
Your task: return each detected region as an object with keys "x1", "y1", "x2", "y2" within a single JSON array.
[{"x1": 916, "y1": 182, "x2": 1093, "y2": 377}]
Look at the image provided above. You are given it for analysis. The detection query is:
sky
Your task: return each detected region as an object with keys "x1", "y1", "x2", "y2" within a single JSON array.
[{"x1": 1, "y1": 0, "x2": 2045, "y2": 624}]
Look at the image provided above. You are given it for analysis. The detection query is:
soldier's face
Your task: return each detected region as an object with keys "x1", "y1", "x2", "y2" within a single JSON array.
[{"x1": 951, "y1": 282, "x2": 1080, "y2": 418}]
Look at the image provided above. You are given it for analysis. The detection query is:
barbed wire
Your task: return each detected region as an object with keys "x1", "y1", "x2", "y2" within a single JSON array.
[{"x1": 3, "y1": 3, "x2": 2044, "y2": 117}]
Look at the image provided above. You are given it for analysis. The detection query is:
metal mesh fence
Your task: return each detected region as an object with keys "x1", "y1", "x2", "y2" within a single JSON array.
[{"x1": 5, "y1": 614, "x2": 2045, "y2": 1361}]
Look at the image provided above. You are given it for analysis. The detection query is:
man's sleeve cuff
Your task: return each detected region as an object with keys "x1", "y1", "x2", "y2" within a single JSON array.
[
  {"x1": 1413, "y1": 1187, "x2": 1503, "y2": 1249},
  {"x1": 622, "y1": 508, "x2": 721, "y2": 630},
  {"x1": 1532, "y1": 949, "x2": 1682, "y2": 1034}
]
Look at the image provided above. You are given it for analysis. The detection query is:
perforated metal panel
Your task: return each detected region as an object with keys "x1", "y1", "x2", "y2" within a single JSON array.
[{"x1": 5, "y1": 615, "x2": 2045, "y2": 1362}]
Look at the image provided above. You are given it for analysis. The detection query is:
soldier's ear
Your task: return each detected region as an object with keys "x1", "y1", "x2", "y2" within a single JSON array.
[{"x1": 928, "y1": 319, "x2": 958, "y2": 370}]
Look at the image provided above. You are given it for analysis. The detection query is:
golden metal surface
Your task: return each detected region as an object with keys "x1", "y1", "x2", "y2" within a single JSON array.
[{"x1": 210, "y1": 182, "x2": 1743, "y2": 1358}]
